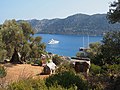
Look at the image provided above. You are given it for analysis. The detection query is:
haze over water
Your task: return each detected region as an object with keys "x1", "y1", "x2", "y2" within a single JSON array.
[{"x1": 35, "y1": 34, "x2": 103, "y2": 57}]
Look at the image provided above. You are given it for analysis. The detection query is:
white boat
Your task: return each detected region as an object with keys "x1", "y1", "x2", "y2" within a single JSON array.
[{"x1": 48, "y1": 39, "x2": 59, "y2": 44}]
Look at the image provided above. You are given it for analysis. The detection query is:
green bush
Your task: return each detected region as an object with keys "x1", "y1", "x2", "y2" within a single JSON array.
[
  {"x1": 31, "y1": 59, "x2": 42, "y2": 66},
  {"x1": 45, "y1": 71, "x2": 88, "y2": 90},
  {"x1": 90, "y1": 64, "x2": 102, "y2": 75},
  {"x1": 107, "y1": 64, "x2": 120, "y2": 72},
  {"x1": 0, "y1": 65, "x2": 7, "y2": 78},
  {"x1": 55, "y1": 61, "x2": 75, "y2": 73},
  {"x1": 52, "y1": 55, "x2": 63, "y2": 66},
  {"x1": 7, "y1": 79, "x2": 47, "y2": 90},
  {"x1": 76, "y1": 51, "x2": 88, "y2": 58},
  {"x1": 7, "y1": 78, "x2": 77, "y2": 90},
  {"x1": 48, "y1": 85, "x2": 77, "y2": 90}
]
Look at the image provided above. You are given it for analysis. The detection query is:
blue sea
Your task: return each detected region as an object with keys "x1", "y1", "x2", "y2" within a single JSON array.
[{"x1": 35, "y1": 34, "x2": 103, "y2": 57}]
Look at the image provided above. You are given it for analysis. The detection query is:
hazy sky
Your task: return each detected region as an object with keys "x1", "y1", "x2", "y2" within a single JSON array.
[{"x1": 0, "y1": 0, "x2": 115, "y2": 24}]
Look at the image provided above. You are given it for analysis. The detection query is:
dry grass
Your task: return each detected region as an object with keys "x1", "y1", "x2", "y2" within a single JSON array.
[{"x1": 1, "y1": 64, "x2": 49, "y2": 86}]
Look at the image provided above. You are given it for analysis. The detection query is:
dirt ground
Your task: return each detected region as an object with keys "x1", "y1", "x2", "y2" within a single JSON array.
[{"x1": 1, "y1": 64, "x2": 49, "y2": 85}]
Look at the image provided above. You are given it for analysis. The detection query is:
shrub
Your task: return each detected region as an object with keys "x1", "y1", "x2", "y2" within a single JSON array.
[
  {"x1": 31, "y1": 59, "x2": 42, "y2": 66},
  {"x1": 52, "y1": 55, "x2": 63, "y2": 66},
  {"x1": 7, "y1": 79, "x2": 47, "y2": 90},
  {"x1": 45, "y1": 71, "x2": 88, "y2": 90},
  {"x1": 90, "y1": 82, "x2": 104, "y2": 90},
  {"x1": 107, "y1": 64, "x2": 120, "y2": 73},
  {"x1": 48, "y1": 85, "x2": 77, "y2": 90},
  {"x1": 76, "y1": 51, "x2": 87, "y2": 58},
  {"x1": 90, "y1": 64, "x2": 102, "y2": 75},
  {"x1": 0, "y1": 65, "x2": 6, "y2": 78},
  {"x1": 55, "y1": 61, "x2": 75, "y2": 73},
  {"x1": 7, "y1": 78, "x2": 78, "y2": 90}
]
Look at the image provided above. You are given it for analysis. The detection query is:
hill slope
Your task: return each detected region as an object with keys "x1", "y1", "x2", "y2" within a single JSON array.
[{"x1": 27, "y1": 13, "x2": 120, "y2": 35}]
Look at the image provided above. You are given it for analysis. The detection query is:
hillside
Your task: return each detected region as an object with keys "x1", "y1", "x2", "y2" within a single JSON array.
[{"x1": 27, "y1": 13, "x2": 120, "y2": 35}]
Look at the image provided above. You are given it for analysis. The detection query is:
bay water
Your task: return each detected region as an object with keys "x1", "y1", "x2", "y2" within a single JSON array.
[{"x1": 35, "y1": 34, "x2": 103, "y2": 57}]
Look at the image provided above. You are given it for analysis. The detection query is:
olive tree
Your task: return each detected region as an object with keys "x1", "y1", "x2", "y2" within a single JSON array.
[{"x1": 0, "y1": 19, "x2": 46, "y2": 63}]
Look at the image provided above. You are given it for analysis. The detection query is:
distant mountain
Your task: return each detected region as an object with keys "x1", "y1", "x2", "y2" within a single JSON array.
[{"x1": 27, "y1": 13, "x2": 120, "y2": 35}]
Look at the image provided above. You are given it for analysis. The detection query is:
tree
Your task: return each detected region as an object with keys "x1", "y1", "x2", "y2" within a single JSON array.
[
  {"x1": 52, "y1": 55, "x2": 63, "y2": 66},
  {"x1": 0, "y1": 28, "x2": 7, "y2": 61},
  {"x1": 30, "y1": 36, "x2": 46, "y2": 59},
  {"x1": 0, "y1": 20, "x2": 25, "y2": 63},
  {"x1": 86, "y1": 42, "x2": 101, "y2": 58},
  {"x1": 106, "y1": 0, "x2": 120, "y2": 64},
  {"x1": 101, "y1": 31, "x2": 120, "y2": 64},
  {"x1": 20, "y1": 21, "x2": 34, "y2": 40},
  {"x1": 85, "y1": 42, "x2": 103, "y2": 65},
  {"x1": 107, "y1": 0, "x2": 120, "y2": 23},
  {"x1": 0, "y1": 20, "x2": 45, "y2": 63}
]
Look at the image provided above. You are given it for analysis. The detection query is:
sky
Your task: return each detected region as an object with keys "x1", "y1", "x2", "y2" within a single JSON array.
[{"x1": 0, "y1": 0, "x2": 116, "y2": 24}]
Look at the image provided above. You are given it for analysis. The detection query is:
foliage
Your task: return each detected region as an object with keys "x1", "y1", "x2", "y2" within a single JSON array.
[
  {"x1": 101, "y1": 31, "x2": 120, "y2": 64},
  {"x1": 89, "y1": 64, "x2": 120, "y2": 89},
  {"x1": 0, "y1": 65, "x2": 6, "y2": 78},
  {"x1": 85, "y1": 42, "x2": 103, "y2": 64},
  {"x1": 7, "y1": 79, "x2": 47, "y2": 90},
  {"x1": 88, "y1": 72, "x2": 110, "y2": 90},
  {"x1": 90, "y1": 64, "x2": 102, "y2": 75},
  {"x1": 89, "y1": 81, "x2": 104, "y2": 90},
  {"x1": 45, "y1": 71, "x2": 88, "y2": 90},
  {"x1": 0, "y1": 20, "x2": 46, "y2": 63},
  {"x1": 76, "y1": 51, "x2": 87, "y2": 58},
  {"x1": 48, "y1": 85, "x2": 77, "y2": 90},
  {"x1": 85, "y1": 31, "x2": 120, "y2": 65},
  {"x1": 86, "y1": 42, "x2": 101, "y2": 58},
  {"x1": 7, "y1": 78, "x2": 77, "y2": 90},
  {"x1": 0, "y1": 50, "x2": 7, "y2": 62},
  {"x1": 104, "y1": 75, "x2": 120, "y2": 90},
  {"x1": 107, "y1": 64, "x2": 120, "y2": 74},
  {"x1": 55, "y1": 61, "x2": 75, "y2": 73},
  {"x1": 32, "y1": 59, "x2": 42, "y2": 66},
  {"x1": 0, "y1": 30, "x2": 7, "y2": 61},
  {"x1": 52, "y1": 55, "x2": 63, "y2": 66},
  {"x1": 77, "y1": 42, "x2": 103, "y2": 65},
  {"x1": 107, "y1": 0, "x2": 120, "y2": 23},
  {"x1": 83, "y1": 33, "x2": 120, "y2": 89}
]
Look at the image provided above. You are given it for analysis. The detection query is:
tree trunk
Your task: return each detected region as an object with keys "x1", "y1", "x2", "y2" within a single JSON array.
[{"x1": 10, "y1": 48, "x2": 23, "y2": 64}]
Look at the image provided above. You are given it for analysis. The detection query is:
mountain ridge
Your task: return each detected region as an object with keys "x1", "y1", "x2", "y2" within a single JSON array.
[{"x1": 25, "y1": 13, "x2": 120, "y2": 35}]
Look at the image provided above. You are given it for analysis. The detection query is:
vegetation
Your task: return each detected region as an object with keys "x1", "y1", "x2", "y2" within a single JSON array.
[
  {"x1": 28, "y1": 14, "x2": 120, "y2": 35},
  {"x1": 52, "y1": 55, "x2": 63, "y2": 66},
  {"x1": 107, "y1": 0, "x2": 120, "y2": 23},
  {"x1": 7, "y1": 78, "x2": 78, "y2": 90},
  {"x1": 1, "y1": 22, "x2": 120, "y2": 90},
  {"x1": 0, "y1": 65, "x2": 6, "y2": 78},
  {"x1": 0, "y1": 0, "x2": 120, "y2": 89},
  {"x1": 0, "y1": 19, "x2": 46, "y2": 63},
  {"x1": 45, "y1": 71, "x2": 88, "y2": 90},
  {"x1": 101, "y1": 31, "x2": 120, "y2": 64},
  {"x1": 76, "y1": 51, "x2": 87, "y2": 58},
  {"x1": 74, "y1": 30, "x2": 120, "y2": 89},
  {"x1": 7, "y1": 79, "x2": 47, "y2": 90}
]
